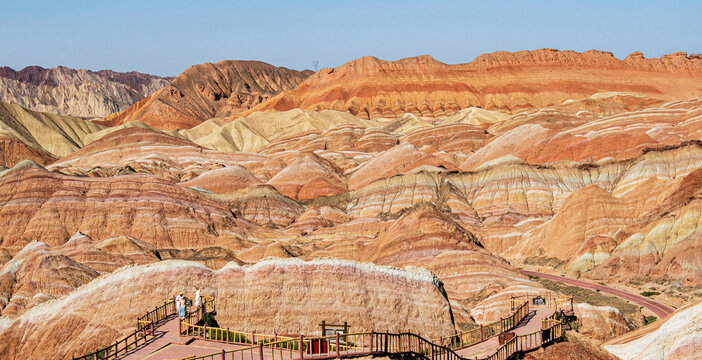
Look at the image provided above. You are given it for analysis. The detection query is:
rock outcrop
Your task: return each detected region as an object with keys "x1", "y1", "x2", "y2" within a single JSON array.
[
  {"x1": 0, "y1": 234, "x2": 160, "y2": 317},
  {"x1": 99, "y1": 61, "x2": 312, "y2": 130},
  {"x1": 0, "y1": 259, "x2": 455, "y2": 359},
  {"x1": 575, "y1": 303, "x2": 637, "y2": 343},
  {"x1": 604, "y1": 300, "x2": 702, "y2": 360},
  {"x1": 0, "y1": 66, "x2": 171, "y2": 118},
  {"x1": 0, "y1": 161, "x2": 246, "y2": 252},
  {"x1": 0, "y1": 101, "x2": 104, "y2": 157},
  {"x1": 182, "y1": 109, "x2": 373, "y2": 153},
  {"x1": 267, "y1": 153, "x2": 347, "y2": 200},
  {"x1": 462, "y1": 99, "x2": 702, "y2": 169},
  {"x1": 48, "y1": 127, "x2": 276, "y2": 182},
  {"x1": 0, "y1": 131, "x2": 56, "y2": 167},
  {"x1": 247, "y1": 50, "x2": 702, "y2": 119}
]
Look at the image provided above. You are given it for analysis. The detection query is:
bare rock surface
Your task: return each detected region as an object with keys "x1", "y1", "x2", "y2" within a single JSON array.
[
  {"x1": 247, "y1": 50, "x2": 702, "y2": 119},
  {"x1": 0, "y1": 259, "x2": 455, "y2": 359},
  {"x1": 99, "y1": 61, "x2": 311, "y2": 130},
  {"x1": 575, "y1": 303, "x2": 637, "y2": 343},
  {"x1": 0, "y1": 66, "x2": 171, "y2": 118},
  {"x1": 0, "y1": 101, "x2": 104, "y2": 157},
  {"x1": 604, "y1": 300, "x2": 702, "y2": 360}
]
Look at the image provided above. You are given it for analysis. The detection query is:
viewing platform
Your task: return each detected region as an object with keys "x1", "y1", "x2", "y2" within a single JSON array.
[{"x1": 73, "y1": 293, "x2": 573, "y2": 360}]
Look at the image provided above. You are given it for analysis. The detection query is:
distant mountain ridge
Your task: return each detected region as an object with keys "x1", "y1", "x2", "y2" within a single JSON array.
[
  {"x1": 246, "y1": 49, "x2": 702, "y2": 119},
  {"x1": 0, "y1": 65, "x2": 172, "y2": 118},
  {"x1": 98, "y1": 60, "x2": 313, "y2": 130}
]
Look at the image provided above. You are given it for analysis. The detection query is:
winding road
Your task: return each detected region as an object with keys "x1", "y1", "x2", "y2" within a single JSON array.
[{"x1": 520, "y1": 270, "x2": 675, "y2": 318}]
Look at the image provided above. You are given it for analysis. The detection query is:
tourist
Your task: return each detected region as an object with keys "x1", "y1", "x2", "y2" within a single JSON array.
[
  {"x1": 176, "y1": 291, "x2": 186, "y2": 319},
  {"x1": 194, "y1": 288, "x2": 201, "y2": 308}
]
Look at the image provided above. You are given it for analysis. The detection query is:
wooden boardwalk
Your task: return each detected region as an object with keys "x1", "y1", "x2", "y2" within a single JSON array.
[
  {"x1": 456, "y1": 308, "x2": 555, "y2": 359},
  {"x1": 74, "y1": 294, "x2": 568, "y2": 360}
]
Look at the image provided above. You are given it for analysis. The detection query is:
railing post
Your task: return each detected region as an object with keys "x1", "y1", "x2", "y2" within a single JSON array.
[
  {"x1": 204, "y1": 324, "x2": 207, "y2": 340},
  {"x1": 459, "y1": 331, "x2": 463, "y2": 348},
  {"x1": 385, "y1": 331, "x2": 388, "y2": 353},
  {"x1": 370, "y1": 332, "x2": 374, "y2": 353},
  {"x1": 336, "y1": 332, "x2": 340, "y2": 358},
  {"x1": 259, "y1": 342, "x2": 264, "y2": 360},
  {"x1": 222, "y1": 349, "x2": 226, "y2": 360},
  {"x1": 299, "y1": 335, "x2": 304, "y2": 360},
  {"x1": 500, "y1": 318, "x2": 504, "y2": 333},
  {"x1": 479, "y1": 324, "x2": 483, "y2": 342}
]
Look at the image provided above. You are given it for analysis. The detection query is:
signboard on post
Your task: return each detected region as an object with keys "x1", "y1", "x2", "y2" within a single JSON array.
[
  {"x1": 532, "y1": 296, "x2": 546, "y2": 305},
  {"x1": 320, "y1": 320, "x2": 349, "y2": 337}
]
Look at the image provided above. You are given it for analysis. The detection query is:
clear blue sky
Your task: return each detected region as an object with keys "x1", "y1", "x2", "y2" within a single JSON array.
[{"x1": 1, "y1": 0, "x2": 700, "y2": 76}]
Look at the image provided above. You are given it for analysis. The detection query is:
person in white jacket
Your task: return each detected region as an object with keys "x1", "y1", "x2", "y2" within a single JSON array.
[
  {"x1": 194, "y1": 288, "x2": 201, "y2": 308},
  {"x1": 175, "y1": 292, "x2": 185, "y2": 318}
]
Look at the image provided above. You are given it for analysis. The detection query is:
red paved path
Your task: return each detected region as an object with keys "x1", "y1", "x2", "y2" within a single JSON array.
[
  {"x1": 520, "y1": 270, "x2": 674, "y2": 318},
  {"x1": 115, "y1": 317, "x2": 243, "y2": 360},
  {"x1": 456, "y1": 307, "x2": 554, "y2": 359}
]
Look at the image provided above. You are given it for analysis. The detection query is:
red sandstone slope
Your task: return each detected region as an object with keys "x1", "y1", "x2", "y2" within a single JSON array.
[
  {"x1": 98, "y1": 61, "x2": 312, "y2": 130},
  {"x1": 0, "y1": 133, "x2": 56, "y2": 167},
  {"x1": 246, "y1": 49, "x2": 702, "y2": 119},
  {"x1": 0, "y1": 161, "x2": 246, "y2": 252}
]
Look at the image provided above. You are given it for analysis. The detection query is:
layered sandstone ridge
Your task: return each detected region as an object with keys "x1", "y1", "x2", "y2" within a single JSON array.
[
  {"x1": 0, "y1": 66, "x2": 171, "y2": 118},
  {"x1": 0, "y1": 259, "x2": 455, "y2": 359},
  {"x1": 0, "y1": 102, "x2": 104, "y2": 158},
  {"x1": 181, "y1": 109, "x2": 375, "y2": 153},
  {"x1": 248, "y1": 50, "x2": 702, "y2": 119},
  {"x1": 575, "y1": 303, "x2": 637, "y2": 343},
  {"x1": 100, "y1": 61, "x2": 312, "y2": 130},
  {"x1": 0, "y1": 234, "x2": 159, "y2": 317},
  {"x1": 0, "y1": 161, "x2": 246, "y2": 253},
  {"x1": 604, "y1": 300, "x2": 702, "y2": 360},
  {"x1": 0, "y1": 131, "x2": 56, "y2": 168},
  {"x1": 463, "y1": 98, "x2": 702, "y2": 169}
]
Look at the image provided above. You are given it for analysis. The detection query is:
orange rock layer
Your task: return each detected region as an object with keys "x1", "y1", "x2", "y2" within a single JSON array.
[
  {"x1": 98, "y1": 60, "x2": 312, "y2": 130},
  {"x1": 248, "y1": 50, "x2": 702, "y2": 119}
]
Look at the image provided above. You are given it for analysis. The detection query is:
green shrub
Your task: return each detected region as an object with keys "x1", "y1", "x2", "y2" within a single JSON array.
[
  {"x1": 641, "y1": 291, "x2": 660, "y2": 297},
  {"x1": 197, "y1": 312, "x2": 220, "y2": 328},
  {"x1": 644, "y1": 316, "x2": 658, "y2": 325},
  {"x1": 229, "y1": 332, "x2": 249, "y2": 343}
]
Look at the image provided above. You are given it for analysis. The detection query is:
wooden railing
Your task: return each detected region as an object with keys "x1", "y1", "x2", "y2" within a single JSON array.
[
  {"x1": 181, "y1": 331, "x2": 465, "y2": 360},
  {"x1": 73, "y1": 301, "x2": 173, "y2": 360},
  {"x1": 181, "y1": 321, "x2": 296, "y2": 346},
  {"x1": 510, "y1": 294, "x2": 573, "y2": 314},
  {"x1": 73, "y1": 323, "x2": 157, "y2": 360},
  {"x1": 181, "y1": 296, "x2": 216, "y2": 325},
  {"x1": 73, "y1": 295, "x2": 215, "y2": 360},
  {"x1": 435, "y1": 300, "x2": 529, "y2": 351},
  {"x1": 74, "y1": 291, "x2": 566, "y2": 360},
  {"x1": 137, "y1": 299, "x2": 176, "y2": 330},
  {"x1": 479, "y1": 312, "x2": 565, "y2": 360}
]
